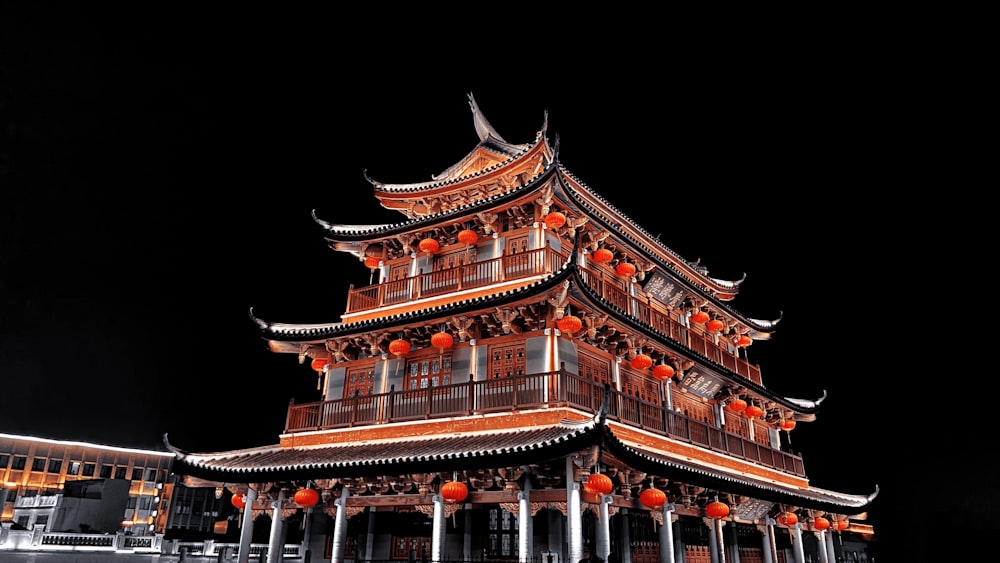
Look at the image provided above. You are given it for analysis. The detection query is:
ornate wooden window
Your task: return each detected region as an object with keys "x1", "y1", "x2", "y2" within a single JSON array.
[
  {"x1": 434, "y1": 246, "x2": 476, "y2": 271},
  {"x1": 579, "y1": 350, "x2": 611, "y2": 386},
  {"x1": 486, "y1": 506, "x2": 519, "y2": 558},
  {"x1": 752, "y1": 419, "x2": 772, "y2": 447},
  {"x1": 489, "y1": 342, "x2": 526, "y2": 380},
  {"x1": 671, "y1": 391, "x2": 713, "y2": 424},
  {"x1": 405, "y1": 353, "x2": 453, "y2": 390},
  {"x1": 620, "y1": 369, "x2": 661, "y2": 405},
  {"x1": 345, "y1": 364, "x2": 376, "y2": 398},
  {"x1": 724, "y1": 409, "x2": 752, "y2": 439},
  {"x1": 392, "y1": 537, "x2": 430, "y2": 560},
  {"x1": 389, "y1": 262, "x2": 408, "y2": 282},
  {"x1": 507, "y1": 234, "x2": 529, "y2": 255}
]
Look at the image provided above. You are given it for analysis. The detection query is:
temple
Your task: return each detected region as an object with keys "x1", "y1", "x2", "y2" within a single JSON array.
[{"x1": 166, "y1": 94, "x2": 878, "y2": 563}]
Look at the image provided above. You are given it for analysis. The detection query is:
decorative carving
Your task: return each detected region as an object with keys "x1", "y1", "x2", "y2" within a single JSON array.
[{"x1": 499, "y1": 502, "x2": 519, "y2": 516}]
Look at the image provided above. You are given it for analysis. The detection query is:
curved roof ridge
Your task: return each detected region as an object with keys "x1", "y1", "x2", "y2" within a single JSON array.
[{"x1": 554, "y1": 168, "x2": 780, "y2": 333}]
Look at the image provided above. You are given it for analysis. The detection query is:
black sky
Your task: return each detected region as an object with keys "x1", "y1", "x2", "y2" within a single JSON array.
[{"x1": 2, "y1": 5, "x2": 992, "y2": 559}]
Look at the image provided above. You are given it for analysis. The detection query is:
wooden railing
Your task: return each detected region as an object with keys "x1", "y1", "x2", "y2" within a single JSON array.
[
  {"x1": 347, "y1": 247, "x2": 566, "y2": 313},
  {"x1": 285, "y1": 371, "x2": 804, "y2": 477},
  {"x1": 577, "y1": 266, "x2": 763, "y2": 385}
]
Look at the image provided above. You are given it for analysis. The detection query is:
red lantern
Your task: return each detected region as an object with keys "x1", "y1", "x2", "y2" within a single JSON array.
[
  {"x1": 630, "y1": 353, "x2": 653, "y2": 370},
  {"x1": 639, "y1": 488, "x2": 666, "y2": 509},
  {"x1": 706, "y1": 319, "x2": 725, "y2": 332},
  {"x1": 430, "y1": 331, "x2": 454, "y2": 352},
  {"x1": 691, "y1": 310, "x2": 710, "y2": 324},
  {"x1": 388, "y1": 339, "x2": 410, "y2": 357},
  {"x1": 587, "y1": 473, "x2": 613, "y2": 495},
  {"x1": 418, "y1": 238, "x2": 440, "y2": 253},
  {"x1": 293, "y1": 488, "x2": 319, "y2": 507},
  {"x1": 813, "y1": 516, "x2": 831, "y2": 531},
  {"x1": 705, "y1": 501, "x2": 730, "y2": 519},
  {"x1": 652, "y1": 363, "x2": 675, "y2": 381},
  {"x1": 544, "y1": 212, "x2": 567, "y2": 229},
  {"x1": 231, "y1": 493, "x2": 246, "y2": 509},
  {"x1": 616, "y1": 262, "x2": 636, "y2": 278},
  {"x1": 440, "y1": 481, "x2": 469, "y2": 503},
  {"x1": 727, "y1": 398, "x2": 748, "y2": 412},
  {"x1": 582, "y1": 481, "x2": 597, "y2": 495},
  {"x1": 736, "y1": 334, "x2": 753, "y2": 347},
  {"x1": 836, "y1": 519, "x2": 849, "y2": 531},
  {"x1": 557, "y1": 315, "x2": 583, "y2": 334},
  {"x1": 778, "y1": 512, "x2": 798, "y2": 526},
  {"x1": 457, "y1": 229, "x2": 479, "y2": 246},
  {"x1": 310, "y1": 358, "x2": 328, "y2": 372},
  {"x1": 591, "y1": 248, "x2": 614, "y2": 264},
  {"x1": 744, "y1": 405, "x2": 764, "y2": 419},
  {"x1": 364, "y1": 255, "x2": 381, "y2": 269},
  {"x1": 780, "y1": 419, "x2": 796, "y2": 431}
]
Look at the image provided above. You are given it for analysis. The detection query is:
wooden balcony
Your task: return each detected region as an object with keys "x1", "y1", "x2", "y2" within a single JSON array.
[
  {"x1": 347, "y1": 247, "x2": 566, "y2": 314},
  {"x1": 285, "y1": 370, "x2": 804, "y2": 477}
]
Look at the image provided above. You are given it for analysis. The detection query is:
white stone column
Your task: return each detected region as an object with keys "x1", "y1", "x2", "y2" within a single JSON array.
[
  {"x1": 790, "y1": 524, "x2": 805, "y2": 563},
  {"x1": 657, "y1": 505, "x2": 676, "y2": 563},
  {"x1": 567, "y1": 457, "x2": 583, "y2": 563},
  {"x1": 463, "y1": 504, "x2": 473, "y2": 562},
  {"x1": 814, "y1": 531, "x2": 829, "y2": 563},
  {"x1": 364, "y1": 508, "x2": 375, "y2": 562},
  {"x1": 759, "y1": 520, "x2": 775, "y2": 563},
  {"x1": 237, "y1": 488, "x2": 256, "y2": 563},
  {"x1": 825, "y1": 529, "x2": 837, "y2": 563},
  {"x1": 619, "y1": 508, "x2": 631, "y2": 563},
  {"x1": 330, "y1": 487, "x2": 351, "y2": 563},
  {"x1": 266, "y1": 488, "x2": 285, "y2": 563},
  {"x1": 726, "y1": 519, "x2": 739, "y2": 563},
  {"x1": 519, "y1": 479, "x2": 532, "y2": 563},
  {"x1": 432, "y1": 494, "x2": 445, "y2": 563},
  {"x1": 597, "y1": 494, "x2": 612, "y2": 562}
]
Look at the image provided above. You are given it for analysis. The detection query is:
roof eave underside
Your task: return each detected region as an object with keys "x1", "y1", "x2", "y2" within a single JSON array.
[
  {"x1": 320, "y1": 156, "x2": 558, "y2": 244},
  {"x1": 601, "y1": 425, "x2": 877, "y2": 515}
]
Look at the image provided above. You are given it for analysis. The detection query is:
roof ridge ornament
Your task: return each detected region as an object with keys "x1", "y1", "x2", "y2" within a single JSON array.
[{"x1": 467, "y1": 92, "x2": 507, "y2": 144}]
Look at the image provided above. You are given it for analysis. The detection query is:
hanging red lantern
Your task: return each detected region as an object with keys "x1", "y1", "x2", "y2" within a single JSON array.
[
  {"x1": 727, "y1": 398, "x2": 748, "y2": 412},
  {"x1": 440, "y1": 481, "x2": 469, "y2": 503},
  {"x1": 705, "y1": 501, "x2": 730, "y2": 519},
  {"x1": 418, "y1": 238, "x2": 440, "y2": 253},
  {"x1": 690, "y1": 310, "x2": 710, "y2": 324},
  {"x1": 544, "y1": 212, "x2": 567, "y2": 229},
  {"x1": 813, "y1": 516, "x2": 831, "y2": 531},
  {"x1": 630, "y1": 353, "x2": 653, "y2": 370},
  {"x1": 310, "y1": 358, "x2": 328, "y2": 372},
  {"x1": 582, "y1": 481, "x2": 597, "y2": 495},
  {"x1": 557, "y1": 315, "x2": 583, "y2": 334},
  {"x1": 364, "y1": 255, "x2": 381, "y2": 269},
  {"x1": 780, "y1": 419, "x2": 796, "y2": 431},
  {"x1": 706, "y1": 319, "x2": 725, "y2": 332},
  {"x1": 293, "y1": 488, "x2": 320, "y2": 508},
  {"x1": 652, "y1": 364, "x2": 675, "y2": 381},
  {"x1": 736, "y1": 334, "x2": 753, "y2": 347},
  {"x1": 231, "y1": 493, "x2": 246, "y2": 509},
  {"x1": 388, "y1": 339, "x2": 411, "y2": 357},
  {"x1": 616, "y1": 262, "x2": 636, "y2": 278},
  {"x1": 744, "y1": 404, "x2": 764, "y2": 419},
  {"x1": 836, "y1": 519, "x2": 849, "y2": 531},
  {"x1": 591, "y1": 248, "x2": 614, "y2": 264},
  {"x1": 430, "y1": 331, "x2": 454, "y2": 352},
  {"x1": 639, "y1": 488, "x2": 666, "y2": 509},
  {"x1": 778, "y1": 512, "x2": 798, "y2": 526},
  {"x1": 587, "y1": 473, "x2": 614, "y2": 495},
  {"x1": 457, "y1": 229, "x2": 479, "y2": 246}
]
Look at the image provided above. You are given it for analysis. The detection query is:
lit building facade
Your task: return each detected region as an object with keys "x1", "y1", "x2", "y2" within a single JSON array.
[
  {"x1": 168, "y1": 94, "x2": 878, "y2": 563},
  {"x1": 0, "y1": 433, "x2": 173, "y2": 535}
]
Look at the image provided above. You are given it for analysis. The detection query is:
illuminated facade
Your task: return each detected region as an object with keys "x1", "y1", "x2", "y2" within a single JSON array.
[
  {"x1": 0, "y1": 433, "x2": 173, "y2": 535},
  {"x1": 168, "y1": 94, "x2": 878, "y2": 563}
]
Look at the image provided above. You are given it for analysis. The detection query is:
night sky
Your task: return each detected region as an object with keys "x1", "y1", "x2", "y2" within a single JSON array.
[{"x1": 2, "y1": 6, "x2": 991, "y2": 559}]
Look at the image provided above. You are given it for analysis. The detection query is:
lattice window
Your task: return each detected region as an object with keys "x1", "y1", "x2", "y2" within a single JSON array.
[
  {"x1": 579, "y1": 350, "x2": 611, "y2": 386},
  {"x1": 620, "y1": 369, "x2": 662, "y2": 405},
  {"x1": 725, "y1": 410, "x2": 752, "y2": 439},
  {"x1": 434, "y1": 247, "x2": 476, "y2": 270},
  {"x1": 672, "y1": 391, "x2": 714, "y2": 424},
  {"x1": 489, "y1": 343, "x2": 525, "y2": 380},
  {"x1": 752, "y1": 420, "x2": 772, "y2": 446},
  {"x1": 345, "y1": 364, "x2": 376, "y2": 398},
  {"x1": 486, "y1": 507, "x2": 518, "y2": 558},
  {"x1": 405, "y1": 353, "x2": 453, "y2": 390},
  {"x1": 392, "y1": 536, "x2": 430, "y2": 560}
]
